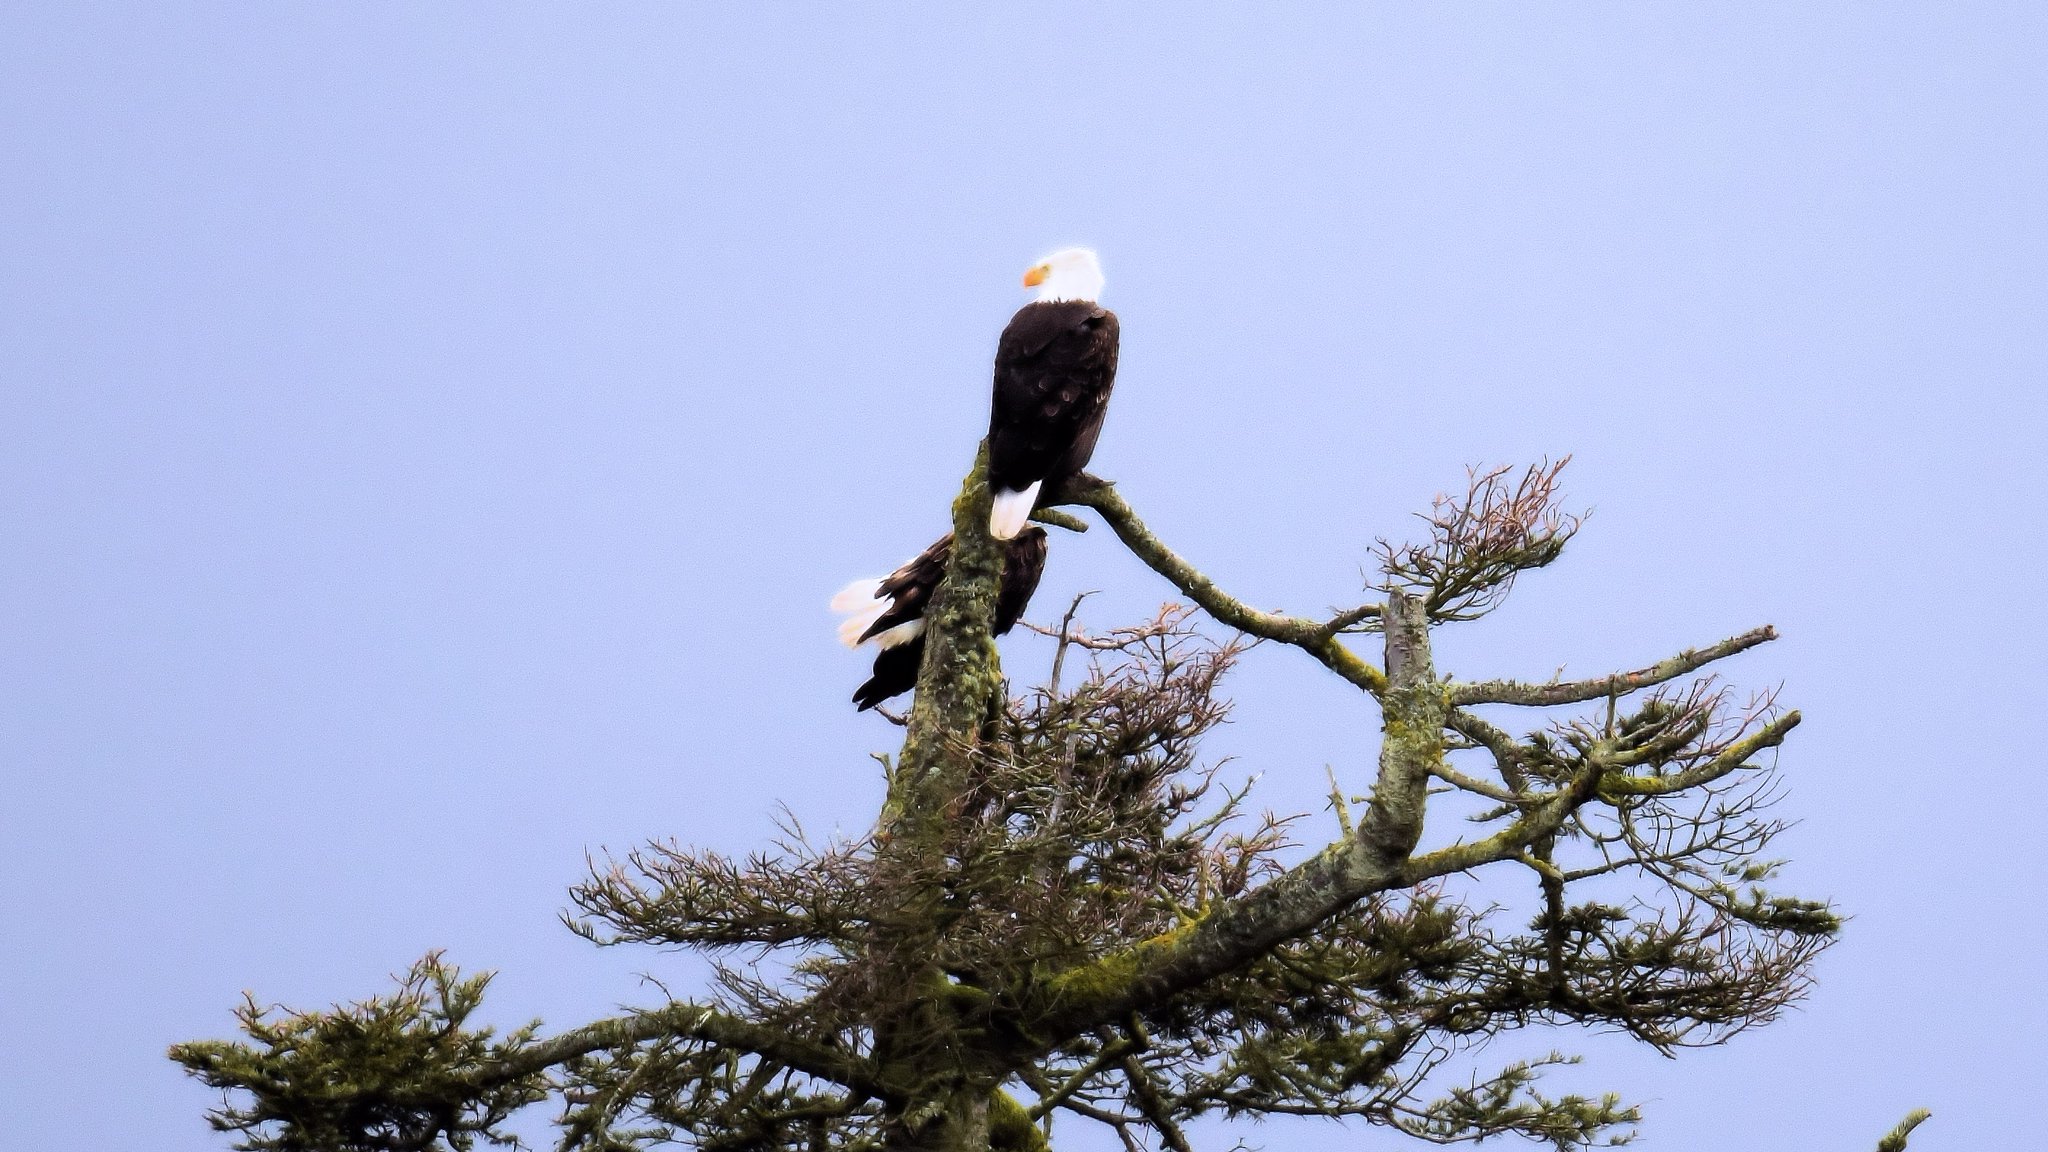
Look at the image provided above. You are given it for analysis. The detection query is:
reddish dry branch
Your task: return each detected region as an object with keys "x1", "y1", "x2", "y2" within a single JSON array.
[{"x1": 1375, "y1": 460, "x2": 1581, "y2": 622}]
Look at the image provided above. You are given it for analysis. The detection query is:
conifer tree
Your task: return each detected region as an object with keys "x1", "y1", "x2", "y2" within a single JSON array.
[{"x1": 173, "y1": 452, "x2": 1923, "y2": 1152}]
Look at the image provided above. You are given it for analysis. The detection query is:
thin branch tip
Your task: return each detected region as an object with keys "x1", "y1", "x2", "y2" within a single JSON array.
[
  {"x1": 1030, "y1": 507, "x2": 1090, "y2": 533},
  {"x1": 1876, "y1": 1109, "x2": 1931, "y2": 1152}
]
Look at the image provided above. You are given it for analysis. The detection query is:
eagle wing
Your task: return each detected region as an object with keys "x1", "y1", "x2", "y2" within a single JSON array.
[
  {"x1": 856, "y1": 525, "x2": 1047, "y2": 647},
  {"x1": 993, "y1": 528, "x2": 1049, "y2": 635},
  {"x1": 857, "y1": 534, "x2": 952, "y2": 645},
  {"x1": 847, "y1": 527, "x2": 1049, "y2": 711},
  {"x1": 989, "y1": 303, "x2": 1121, "y2": 491}
]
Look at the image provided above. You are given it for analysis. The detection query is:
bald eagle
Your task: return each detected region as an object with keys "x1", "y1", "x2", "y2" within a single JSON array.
[
  {"x1": 987, "y1": 248, "x2": 1120, "y2": 539},
  {"x1": 831, "y1": 527, "x2": 1049, "y2": 711}
]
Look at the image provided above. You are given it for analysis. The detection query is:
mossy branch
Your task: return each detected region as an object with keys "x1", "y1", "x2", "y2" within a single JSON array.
[
  {"x1": 1597, "y1": 711, "x2": 1801, "y2": 797},
  {"x1": 1028, "y1": 507, "x2": 1089, "y2": 533},
  {"x1": 1453, "y1": 626, "x2": 1779, "y2": 706},
  {"x1": 1876, "y1": 1109, "x2": 1932, "y2": 1152},
  {"x1": 1020, "y1": 592, "x2": 1440, "y2": 1037},
  {"x1": 1047, "y1": 472, "x2": 1389, "y2": 696},
  {"x1": 896, "y1": 443, "x2": 1006, "y2": 826},
  {"x1": 470, "y1": 1002, "x2": 885, "y2": 1096}
]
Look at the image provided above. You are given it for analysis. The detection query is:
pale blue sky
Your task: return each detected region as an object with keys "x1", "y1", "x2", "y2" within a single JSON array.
[{"x1": 3, "y1": 5, "x2": 2043, "y2": 1149}]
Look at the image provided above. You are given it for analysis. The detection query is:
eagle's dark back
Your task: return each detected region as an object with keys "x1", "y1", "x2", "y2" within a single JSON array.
[{"x1": 988, "y1": 300, "x2": 1120, "y2": 495}]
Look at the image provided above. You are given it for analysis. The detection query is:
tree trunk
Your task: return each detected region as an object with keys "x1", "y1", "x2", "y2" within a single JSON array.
[
  {"x1": 874, "y1": 447, "x2": 1013, "y2": 1152},
  {"x1": 881, "y1": 1085, "x2": 991, "y2": 1152}
]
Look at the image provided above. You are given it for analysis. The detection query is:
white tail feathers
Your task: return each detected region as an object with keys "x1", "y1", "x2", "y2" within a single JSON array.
[
  {"x1": 831, "y1": 577, "x2": 884, "y2": 614},
  {"x1": 830, "y1": 577, "x2": 925, "y2": 650},
  {"x1": 867, "y1": 618, "x2": 924, "y2": 649},
  {"x1": 989, "y1": 481, "x2": 1043, "y2": 540},
  {"x1": 831, "y1": 578, "x2": 888, "y2": 648}
]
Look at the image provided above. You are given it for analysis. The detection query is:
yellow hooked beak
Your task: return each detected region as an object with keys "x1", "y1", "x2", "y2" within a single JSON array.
[{"x1": 1022, "y1": 264, "x2": 1050, "y2": 288}]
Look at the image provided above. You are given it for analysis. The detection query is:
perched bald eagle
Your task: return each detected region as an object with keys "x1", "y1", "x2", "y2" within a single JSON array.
[
  {"x1": 831, "y1": 527, "x2": 1049, "y2": 711},
  {"x1": 987, "y1": 248, "x2": 1120, "y2": 539}
]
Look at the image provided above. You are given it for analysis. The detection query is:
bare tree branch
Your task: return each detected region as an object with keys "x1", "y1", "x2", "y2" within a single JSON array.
[
  {"x1": 1598, "y1": 712, "x2": 1801, "y2": 798},
  {"x1": 473, "y1": 1003, "x2": 887, "y2": 1099},
  {"x1": 1452, "y1": 627, "x2": 1779, "y2": 707},
  {"x1": 1023, "y1": 1036, "x2": 1136, "y2": 1121},
  {"x1": 1029, "y1": 507, "x2": 1090, "y2": 533},
  {"x1": 1375, "y1": 461, "x2": 1580, "y2": 623},
  {"x1": 1047, "y1": 472, "x2": 1389, "y2": 696},
  {"x1": 1444, "y1": 708, "x2": 1532, "y2": 793}
]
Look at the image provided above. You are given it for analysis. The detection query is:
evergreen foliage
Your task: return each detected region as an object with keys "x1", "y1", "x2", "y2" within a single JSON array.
[{"x1": 173, "y1": 456, "x2": 1922, "y2": 1152}]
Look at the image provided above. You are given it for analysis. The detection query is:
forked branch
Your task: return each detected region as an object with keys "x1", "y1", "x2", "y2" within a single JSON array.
[{"x1": 1028, "y1": 467, "x2": 1807, "y2": 1059}]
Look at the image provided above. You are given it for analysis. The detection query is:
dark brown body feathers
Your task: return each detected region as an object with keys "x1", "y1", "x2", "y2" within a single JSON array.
[
  {"x1": 987, "y1": 300, "x2": 1120, "y2": 497},
  {"x1": 852, "y1": 527, "x2": 1049, "y2": 711}
]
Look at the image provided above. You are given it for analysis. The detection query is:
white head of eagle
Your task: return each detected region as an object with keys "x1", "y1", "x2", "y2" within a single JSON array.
[
  {"x1": 986, "y1": 248, "x2": 1121, "y2": 539},
  {"x1": 1022, "y1": 247, "x2": 1105, "y2": 304}
]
